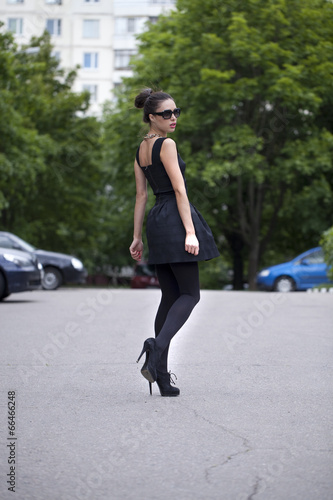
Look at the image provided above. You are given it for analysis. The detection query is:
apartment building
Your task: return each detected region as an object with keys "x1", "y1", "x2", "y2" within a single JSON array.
[
  {"x1": 113, "y1": 1, "x2": 175, "y2": 89},
  {"x1": 0, "y1": 0, "x2": 176, "y2": 114}
]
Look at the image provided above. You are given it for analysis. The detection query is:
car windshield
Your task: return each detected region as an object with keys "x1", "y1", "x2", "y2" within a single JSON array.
[
  {"x1": 302, "y1": 250, "x2": 324, "y2": 264},
  {"x1": 294, "y1": 249, "x2": 324, "y2": 265},
  {"x1": 12, "y1": 235, "x2": 36, "y2": 252}
]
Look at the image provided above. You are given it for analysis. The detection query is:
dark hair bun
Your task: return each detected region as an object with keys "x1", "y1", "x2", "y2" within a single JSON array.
[
  {"x1": 134, "y1": 88, "x2": 173, "y2": 123},
  {"x1": 134, "y1": 88, "x2": 153, "y2": 109}
]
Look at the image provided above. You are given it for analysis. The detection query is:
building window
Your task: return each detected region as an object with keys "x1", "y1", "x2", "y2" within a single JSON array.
[
  {"x1": 127, "y1": 18, "x2": 135, "y2": 33},
  {"x1": 7, "y1": 0, "x2": 24, "y2": 4},
  {"x1": 115, "y1": 17, "x2": 137, "y2": 35},
  {"x1": 46, "y1": 19, "x2": 62, "y2": 36},
  {"x1": 52, "y1": 51, "x2": 61, "y2": 61},
  {"x1": 83, "y1": 84, "x2": 98, "y2": 102},
  {"x1": 8, "y1": 18, "x2": 23, "y2": 34},
  {"x1": 45, "y1": 0, "x2": 62, "y2": 4},
  {"x1": 114, "y1": 50, "x2": 136, "y2": 70},
  {"x1": 83, "y1": 20, "x2": 99, "y2": 38},
  {"x1": 83, "y1": 52, "x2": 99, "y2": 69},
  {"x1": 84, "y1": 0, "x2": 100, "y2": 2},
  {"x1": 149, "y1": 17, "x2": 158, "y2": 24}
]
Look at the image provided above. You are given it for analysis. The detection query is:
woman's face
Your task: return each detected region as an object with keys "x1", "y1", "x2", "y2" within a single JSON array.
[{"x1": 149, "y1": 99, "x2": 179, "y2": 135}]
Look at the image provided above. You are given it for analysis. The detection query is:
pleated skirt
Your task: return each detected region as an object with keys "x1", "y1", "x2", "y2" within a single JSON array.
[{"x1": 146, "y1": 193, "x2": 220, "y2": 265}]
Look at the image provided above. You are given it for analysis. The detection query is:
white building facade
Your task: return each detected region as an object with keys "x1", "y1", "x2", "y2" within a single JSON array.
[
  {"x1": 0, "y1": 0, "x2": 175, "y2": 114},
  {"x1": 113, "y1": 0, "x2": 175, "y2": 88}
]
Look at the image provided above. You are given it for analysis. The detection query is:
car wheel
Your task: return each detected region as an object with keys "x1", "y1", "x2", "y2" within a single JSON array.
[
  {"x1": 0, "y1": 272, "x2": 7, "y2": 300},
  {"x1": 274, "y1": 276, "x2": 295, "y2": 292},
  {"x1": 42, "y1": 267, "x2": 63, "y2": 290}
]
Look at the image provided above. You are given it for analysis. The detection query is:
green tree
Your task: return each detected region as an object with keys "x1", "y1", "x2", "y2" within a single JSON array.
[
  {"x1": 0, "y1": 28, "x2": 104, "y2": 270},
  {"x1": 321, "y1": 226, "x2": 333, "y2": 281},
  {"x1": 104, "y1": 0, "x2": 333, "y2": 289},
  {"x1": 0, "y1": 27, "x2": 51, "y2": 222}
]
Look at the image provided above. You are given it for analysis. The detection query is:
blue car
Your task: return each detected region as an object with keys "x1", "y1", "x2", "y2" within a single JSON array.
[
  {"x1": 0, "y1": 247, "x2": 43, "y2": 301},
  {"x1": 256, "y1": 247, "x2": 331, "y2": 292}
]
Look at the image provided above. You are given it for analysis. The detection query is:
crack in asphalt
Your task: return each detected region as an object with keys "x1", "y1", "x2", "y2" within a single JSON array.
[
  {"x1": 204, "y1": 447, "x2": 251, "y2": 485},
  {"x1": 247, "y1": 476, "x2": 263, "y2": 500},
  {"x1": 178, "y1": 401, "x2": 252, "y2": 485},
  {"x1": 187, "y1": 403, "x2": 251, "y2": 448}
]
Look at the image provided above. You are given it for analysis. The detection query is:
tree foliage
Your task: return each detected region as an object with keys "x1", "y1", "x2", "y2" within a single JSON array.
[
  {"x1": 104, "y1": 0, "x2": 333, "y2": 288},
  {"x1": 321, "y1": 226, "x2": 333, "y2": 281},
  {"x1": 0, "y1": 27, "x2": 104, "y2": 270}
]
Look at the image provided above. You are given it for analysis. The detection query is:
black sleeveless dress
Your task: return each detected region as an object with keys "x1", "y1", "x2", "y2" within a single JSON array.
[{"x1": 136, "y1": 137, "x2": 220, "y2": 265}]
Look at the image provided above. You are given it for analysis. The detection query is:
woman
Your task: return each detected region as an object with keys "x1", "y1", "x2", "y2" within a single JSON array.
[{"x1": 130, "y1": 88, "x2": 219, "y2": 396}]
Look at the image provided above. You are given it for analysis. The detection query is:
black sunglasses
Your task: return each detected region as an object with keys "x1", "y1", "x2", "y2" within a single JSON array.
[{"x1": 152, "y1": 108, "x2": 181, "y2": 119}]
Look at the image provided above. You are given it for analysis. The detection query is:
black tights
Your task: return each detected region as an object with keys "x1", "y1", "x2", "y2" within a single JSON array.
[{"x1": 154, "y1": 262, "x2": 200, "y2": 373}]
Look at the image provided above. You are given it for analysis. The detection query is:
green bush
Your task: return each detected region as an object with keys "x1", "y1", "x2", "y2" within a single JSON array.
[
  {"x1": 198, "y1": 257, "x2": 231, "y2": 290},
  {"x1": 320, "y1": 226, "x2": 333, "y2": 281}
]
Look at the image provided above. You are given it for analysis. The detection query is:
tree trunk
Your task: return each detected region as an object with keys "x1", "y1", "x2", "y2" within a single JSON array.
[
  {"x1": 233, "y1": 246, "x2": 244, "y2": 290},
  {"x1": 248, "y1": 242, "x2": 260, "y2": 290},
  {"x1": 225, "y1": 231, "x2": 245, "y2": 290}
]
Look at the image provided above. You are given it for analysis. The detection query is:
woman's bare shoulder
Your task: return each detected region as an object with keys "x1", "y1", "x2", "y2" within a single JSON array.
[
  {"x1": 163, "y1": 137, "x2": 176, "y2": 146},
  {"x1": 161, "y1": 137, "x2": 177, "y2": 153}
]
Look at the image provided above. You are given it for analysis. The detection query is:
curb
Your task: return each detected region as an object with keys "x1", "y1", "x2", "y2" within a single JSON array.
[{"x1": 306, "y1": 287, "x2": 333, "y2": 293}]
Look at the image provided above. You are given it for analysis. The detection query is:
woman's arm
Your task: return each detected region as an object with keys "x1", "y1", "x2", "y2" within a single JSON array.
[
  {"x1": 160, "y1": 139, "x2": 199, "y2": 256},
  {"x1": 129, "y1": 159, "x2": 148, "y2": 261}
]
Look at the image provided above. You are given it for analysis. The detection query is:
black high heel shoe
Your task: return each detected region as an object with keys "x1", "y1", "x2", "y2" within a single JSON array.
[
  {"x1": 156, "y1": 370, "x2": 180, "y2": 397},
  {"x1": 137, "y1": 338, "x2": 160, "y2": 383}
]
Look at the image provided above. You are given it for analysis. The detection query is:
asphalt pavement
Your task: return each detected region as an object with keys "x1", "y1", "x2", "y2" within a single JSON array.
[{"x1": 0, "y1": 288, "x2": 332, "y2": 500}]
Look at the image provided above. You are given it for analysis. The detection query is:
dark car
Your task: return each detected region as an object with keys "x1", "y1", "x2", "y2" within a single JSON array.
[
  {"x1": 130, "y1": 262, "x2": 160, "y2": 289},
  {"x1": 0, "y1": 247, "x2": 42, "y2": 301},
  {"x1": 256, "y1": 247, "x2": 331, "y2": 292},
  {"x1": 0, "y1": 232, "x2": 87, "y2": 290}
]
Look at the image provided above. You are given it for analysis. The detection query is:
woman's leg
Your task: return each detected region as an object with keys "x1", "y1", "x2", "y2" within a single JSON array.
[
  {"x1": 154, "y1": 262, "x2": 200, "y2": 356},
  {"x1": 154, "y1": 263, "x2": 180, "y2": 372}
]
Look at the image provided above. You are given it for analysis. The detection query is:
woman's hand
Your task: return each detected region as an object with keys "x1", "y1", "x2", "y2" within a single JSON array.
[
  {"x1": 185, "y1": 234, "x2": 199, "y2": 256},
  {"x1": 129, "y1": 239, "x2": 143, "y2": 261}
]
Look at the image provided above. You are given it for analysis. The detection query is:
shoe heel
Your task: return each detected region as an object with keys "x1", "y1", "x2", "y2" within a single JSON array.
[
  {"x1": 136, "y1": 345, "x2": 146, "y2": 363},
  {"x1": 137, "y1": 337, "x2": 159, "y2": 384},
  {"x1": 149, "y1": 382, "x2": 152, "y2": 395}
]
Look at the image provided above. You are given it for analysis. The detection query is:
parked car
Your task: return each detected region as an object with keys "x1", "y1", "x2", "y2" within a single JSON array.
[
  {"x1": 130, "y1": 262, "x2": 160, "y2": 289},
  {"x1": 0, "y1": 232, "x2": 87, "y2": 290},
  {"x1": 0, "y1": 247, "x2": 43, "y2": 301},
  {"x1": 256, "y1": 247, "x2": 331, "y2": 292}
]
